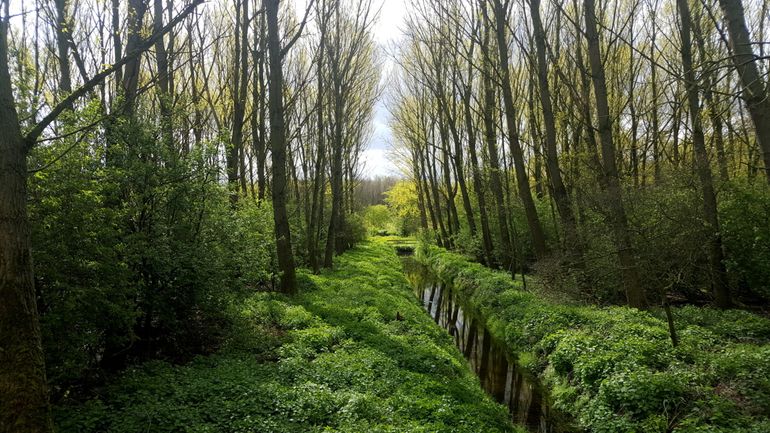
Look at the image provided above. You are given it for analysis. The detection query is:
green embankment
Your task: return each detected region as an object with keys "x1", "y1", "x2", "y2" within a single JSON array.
[
  {"x1": 55, "y1": 240, "x2": 517, "y2": 433},
  {"x1": 416, "y1": 244, "x2": 770, "y2": 432}
]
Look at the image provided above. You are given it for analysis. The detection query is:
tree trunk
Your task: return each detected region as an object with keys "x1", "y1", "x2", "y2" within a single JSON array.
[
  {"x1": 154, "y1": 0, "x2": 174, "y2": 156},
  {"x1": 692, "y1": 5, "x2": 729, "y2": 180},
  {"x1": 584, "y1": 0, "x2": 647, "y2": 309},
  {"x1": 480, "y1": 18, "x2": 513, "y2": 269},
  {"x1": 463, "y1": 80, "x2": 495, "y2": 265},
  {"x1": 308, "y1": 0, "x2": 327, "y2": 273},
  {"x1": 0, "y1": 14, "x2": 54, "y2": 432},
  {"x1": 442, "y1": 100, "x2": 477, "y2": 239},
  {"x1": 677, "y1": 0, "x2": 732, "y2": 308},
  {"x1": 255, "y1": 10, "x2": 268, "y2": 201},
  {"x1": 529, "y1": 0, "x2": 584, "y2": 267},
  {"x1": 438, "y1": 113, "x2": 460, "y2": 238},
  {"x1": 412, "y1": 147, "x2": 430, "y2": 231},
  {"x1": 122, "y1": 0, "x2": 148, "y2": 115},
  {"x1": 265, "y1": 0, "x2": 297, "y2": 293},
  {"x1": 324, "y1": 88, "x2": 345, "y2": 267},
  {"x1": 420, "y1": 144, "x2": 442, "y2": 245},
  {"x1": 427, "y1": 137, "x2": 451, "y2": 247},
  {"x1": 229, "y1": 0, "x2": 249, "y2": 203},
  {"x1": 718, "y1": 0, "x2": 770, "y2": 182},
  {"x1": 491, "y1": 0, "x2": 548, "y2": 259},
  {"x1": 649, "y1": 22, "x2": 661, "y2": 183},
  {"x1": 54, "y1": 0, "x2": 72, "y2": 96},
  {"x1": 112, "y1": 0, "x2": 123, "y2": 87}
]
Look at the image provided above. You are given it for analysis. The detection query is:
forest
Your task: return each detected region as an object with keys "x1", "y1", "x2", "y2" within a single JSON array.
[{"x1": 0, "y1": 0, "x2": 769, "y2": 432}]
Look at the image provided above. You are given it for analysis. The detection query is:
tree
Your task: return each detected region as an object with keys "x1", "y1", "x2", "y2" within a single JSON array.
[
  {"x1": 718, "y1": 0, "x2": 770, "y2": 182},
  {"x1": 479, "y1": 0, "x2": 515, "y2": 269},
  {"x1": 229, "y1": 0, "x2": 250, "y2": 202},
  {"x1": 323, "y1": 0, "x2": 377, "y2": 267},
  {"x1": 0, "y1": 9, "x2": 53, "y2": 430},
  {"x1": 488, "y1": 0, "x2": 548, "y2": 259},
  {"x1": 528, "y1": 0, "x2": 585, "y2": 269},
  {"x1": 676, "y1": 0, "x2": 731, "y2": 308},
  {"x1": 0, "y1": 2, "x2": 202, "y2": 429},
  {"x1": 265, "y1": 0, "x2": 298, "y2": 293},
  {"x1": 583, "y1": 0, "x2": 646, "y2": 308}
]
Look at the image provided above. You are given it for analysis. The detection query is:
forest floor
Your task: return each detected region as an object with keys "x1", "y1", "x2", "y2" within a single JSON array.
[{"x1": 54, "y1": 239, "x2": 518, "y2": 433}]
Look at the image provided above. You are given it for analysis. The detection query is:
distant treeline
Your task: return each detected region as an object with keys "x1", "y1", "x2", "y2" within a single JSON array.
[{"x1": 356, "y1": 176, "x2": 400, "y2": 206}]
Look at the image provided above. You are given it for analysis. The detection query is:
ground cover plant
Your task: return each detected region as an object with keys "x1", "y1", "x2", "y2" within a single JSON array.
[
  {"x1": 416, "y1": 244, "x2": 770, "y2": 433},
  {"x1": 54, "y1": 241, "x2": 518, "y2": 433}
]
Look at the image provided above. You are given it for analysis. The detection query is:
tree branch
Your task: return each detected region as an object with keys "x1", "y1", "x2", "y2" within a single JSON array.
[
  {"x1": 281, "y1": 0, "x2": 316, "y2": 58},
  {"x1": 24, "y1": 0, "x2": 205, "y2": 150}
]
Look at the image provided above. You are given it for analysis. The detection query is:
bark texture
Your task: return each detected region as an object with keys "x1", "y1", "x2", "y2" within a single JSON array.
[
  {"x1": 266, "y1": 0, "x2": 297, "y2": 293},
  {"x1": 584, "y1": 0, "x2": 647, "y2": 308},
  {"x1": 0, "y1": 15, "x2": 54, "y2": 433}
]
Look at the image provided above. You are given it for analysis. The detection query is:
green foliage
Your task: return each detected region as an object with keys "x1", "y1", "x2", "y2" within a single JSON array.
[
  {"x1": 624, "y1": 176, "x2": 717, "y2": 301},
  {"x1": 363, "y1": 204, "x2": 396, "y2": 235},
  {"x1": 416, "y1": 244, "x2": 770, "y2": 432},
  {"x1": 340, "y1": 213, "x2": 368, "y2": 248},
  {"x1": 229, "y1": 200, "x2": 278, "y2": 289},
  {"x1": 55, "y1": 241, "x2": 518, "y2": 432},
  {"x1": 29, "y1": 115, "x2": 277, "y2": 393},
  {"x1": 720, "y1": 179, "x2": 770, "y2": 302},
  {"x1": 383, "y1": 181, "x2": 421, "y2": 235},
  {"x1": 540, "y1": 174, "x2": 770, "y2": 305}
]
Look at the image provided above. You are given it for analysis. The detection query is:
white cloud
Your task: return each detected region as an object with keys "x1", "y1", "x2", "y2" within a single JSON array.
[
  {"x1": 360, "y1": 148, "x2": 398, "y2": 179},
  {"x1": 373, "y1": 0, "x2": 408, "y2": 44}
]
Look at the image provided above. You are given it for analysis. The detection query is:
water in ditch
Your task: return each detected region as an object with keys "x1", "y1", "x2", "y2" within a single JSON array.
[{"x1": 401, "y1": 256, "x2": 576, "y2": 433}]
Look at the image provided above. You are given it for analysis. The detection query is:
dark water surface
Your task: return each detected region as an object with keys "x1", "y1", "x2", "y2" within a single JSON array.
[{"x1": 401, "y1": 257, "x2": 576, "y2": 433}]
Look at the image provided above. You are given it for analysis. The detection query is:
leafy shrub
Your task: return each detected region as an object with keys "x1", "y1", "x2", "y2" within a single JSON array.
[
  {"x1": 30, "y1": 118, "x2": 277, "y2": 395},
  {"x1": 364, "y1": 204, "x2": 396, "y2": 235},
  {"x1": 339, "y1": 212, "x2": 368, "y2": 248},
  {"x1": 383, "y1": 180, "x2": 422, "y2": 235},
  {"x1": 720, "y1": 179, "x2": 770, "y2": 302}
]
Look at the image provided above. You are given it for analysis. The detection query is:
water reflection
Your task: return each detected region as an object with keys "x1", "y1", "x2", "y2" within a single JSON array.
[{"x1": 403, "y1": 258, "x2": 575, "y2": 433}]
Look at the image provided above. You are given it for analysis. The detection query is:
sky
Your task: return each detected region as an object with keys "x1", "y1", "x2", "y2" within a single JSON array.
[
  {"x1": 292, "y1": 0, "x2": 407, "y2": 179},
  {"x1": 359, "y1": 0, "x2": 407, "y2": 179}
]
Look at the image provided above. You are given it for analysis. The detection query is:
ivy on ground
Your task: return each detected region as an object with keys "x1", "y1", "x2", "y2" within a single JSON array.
[
  {"x1": 416, "y1": 244, "x2": 770, "y2": 433},
  {"x1": 54, "y1": 241, "x2": 518, "y2": 433}
]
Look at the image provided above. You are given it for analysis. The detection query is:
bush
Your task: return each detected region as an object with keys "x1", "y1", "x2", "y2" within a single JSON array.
[
  {"x1": 363, "y1": 205, "x2": 396, "y2": 235},
  {"x1": 30, "y1": 118, "x2": 277, "y2": 396},
  {"x1": 340, "y1": 213, "x2": 367, "y2": 248},
  {"x1": 720, "y1": 179, "x2": 770, "y2": 303},
  {"x1": 384, "y1": 181, "x2": 421, "y2": 236}
]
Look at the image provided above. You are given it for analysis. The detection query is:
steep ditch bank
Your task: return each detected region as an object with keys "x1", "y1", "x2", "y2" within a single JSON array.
[
  {"x1": 402, "y1": 257, "x2": 576, "y2": 433},
  {"x1": 414, "y1": 244, "x2": 770, "y2": 432}
]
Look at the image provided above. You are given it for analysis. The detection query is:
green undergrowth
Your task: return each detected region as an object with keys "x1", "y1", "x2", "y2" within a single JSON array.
[
  {"x1": 54, "y1": 240, "x2": 517, "y2": 433},
  {"x1": 415, "y1": 244, "x2": 770, "y2": 433}
]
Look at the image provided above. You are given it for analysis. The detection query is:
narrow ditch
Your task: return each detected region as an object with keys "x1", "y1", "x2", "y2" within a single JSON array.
[{"x1": 400, "y1": 254, "x2": 577, "y2": 433}]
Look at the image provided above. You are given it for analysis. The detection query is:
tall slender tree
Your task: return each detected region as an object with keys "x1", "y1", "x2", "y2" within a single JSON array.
[
  {"x1": 676, "y1": 0, "x2": 731, "y2": 308},
  {"x1": 583, "y1": 0, "x2": 646, "y2": 308}
]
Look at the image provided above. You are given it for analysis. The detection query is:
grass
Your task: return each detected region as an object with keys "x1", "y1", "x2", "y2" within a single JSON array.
[
  {"x1": 54, "y1": 240, "x2": 518, "y2": 433},
  {"x1": 415, "y1": 243, "x2": 770, "y2": 433}
]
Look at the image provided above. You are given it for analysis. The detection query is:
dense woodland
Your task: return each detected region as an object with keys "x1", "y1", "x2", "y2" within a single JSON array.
[
  {"x1": 1, "y1": 0, "x2": 380, "y2": 430},
  {"x1": 0, "y1": 0, "x2": 769, "y2": 431},
  {"x1": 391, "y1": 0, "x2": 770, "y2": 309}
]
